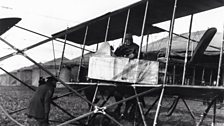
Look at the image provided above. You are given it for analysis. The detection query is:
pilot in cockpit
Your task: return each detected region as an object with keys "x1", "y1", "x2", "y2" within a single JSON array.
[{"x1": 114, "y1": 33, "x2": 139, "y2": 59}]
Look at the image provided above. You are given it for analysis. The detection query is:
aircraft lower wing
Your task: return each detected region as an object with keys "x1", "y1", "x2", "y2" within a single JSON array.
[
  {"x1": 162, "y1": 85, "x2": 224, "y2": 99},
  {"x1": 0, "y1": 17, "x2": 21, "y2": 36},
  {"x1": 131, "y1": 84, "x2": 224, "y2": 100},
  {"x1": 63, "y1": 82, "x2": 224, "y2": 100}
]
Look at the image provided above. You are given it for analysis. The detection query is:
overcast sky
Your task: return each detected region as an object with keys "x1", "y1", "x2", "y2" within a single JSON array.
[
  {"x1": 0, "y1": 0, "x2": 140, "y2": 73},
  {"x1": 0, "y1": 0, "x2": 224, "y2": 73}
]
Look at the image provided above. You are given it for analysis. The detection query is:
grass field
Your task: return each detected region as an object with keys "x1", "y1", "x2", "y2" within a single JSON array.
[{"x1": 0, "y1": 85, "x2": 224, "y2": 126}]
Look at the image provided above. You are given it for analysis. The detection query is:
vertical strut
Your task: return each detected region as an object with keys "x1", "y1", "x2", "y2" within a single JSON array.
[
  {"x1": 146, "y1": 34, "x2": 149, "y2": 52},
  {"x1": 173, "y1": 65, "x2": 176, "y2": 84},
  {"x1": 87, "y1": 84, "x2": 99, "y2": 125},
  {"x1": 209, "y1": 70, "x2": 213, "y2": 86},
  {"x1": 163, "y1": 0, "x2": 177, "y2": 84},
  {"x1": 137, "y1": 0, "x2": 149, "y2": 59},
  {"x1": 182, "y1": 14, "x2": 193, "y2": 86},
  {"x1": 154, "y1": 0, "x2": 178, "y2": 125},
  {"x1": 96, "y1": 43, "x2": 99, "y2": 52},
  {"x1": 122, "y1": 9, "x2": 130, "y2": 44},
  {"x1": 104, "y1": 17, "x2": 111, "y2": 43},
  {"x1": 216, "y1": 24, "x2": 224, "y2": 86},
  {"x1": 58, "y1": 27, "x2": 68, "y2": 77},
  {"x1": 153, "y1": 87, "x2": 165, "y2": 126},
  {"x1": 201, "y1": 68, "x2": 205, "y2": 85},
  {"x1": 133, "y1": 86, "x2": 147, "y2": 126},
  {"x1": 77, "y1": 26, "x2": 88, "y2": 82},
  {"x1": 133, "y1": 1, "x2": 149, "y2": 125},
  {"x1": 192, "y1": 67, "x2": 196, "y2": 85}
]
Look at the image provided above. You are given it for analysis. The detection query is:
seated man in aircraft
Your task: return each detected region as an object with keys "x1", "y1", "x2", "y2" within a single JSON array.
[{"x1": 114, "y1": 33, "x2": 139, "y2": 59}]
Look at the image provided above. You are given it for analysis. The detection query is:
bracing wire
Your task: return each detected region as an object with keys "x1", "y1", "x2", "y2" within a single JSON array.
[{"x1": 14, "y1": 25, "x2": 94, "y2": 53}]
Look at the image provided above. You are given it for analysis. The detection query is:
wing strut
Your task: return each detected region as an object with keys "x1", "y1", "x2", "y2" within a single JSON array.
[
  {"x1": 137, "y1": 0, "x2": 149, "y2": 60},
  {"x1": 216, "y1": 25, "x2": 224, "y2": 86},
  {"x1": 122, "y1": 9, "x2": 130, "y2": 44},
  {"x1": 57, "y1": 27, "x2": 68, "y2": 77},
  {"x1": 77, "y1": 26, "x2": 88, "y2": 82},
  {"x1": 134, "y1": 1, "x2": 149, "y2": 126},
  {"x1": 154, "y1": 0, "x2": 178, "y2": 125},
  {"x1": 182, "y1": 14, "x2": 193, "y2": 85}
]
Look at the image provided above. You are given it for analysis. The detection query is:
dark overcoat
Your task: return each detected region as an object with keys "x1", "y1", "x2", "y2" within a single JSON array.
[
  {"x1": 114, "y1": 43, "x2": 139, "y2": 58},
  {"x1": 28, "y1": 83, "x2": 54, "y2": 119}
]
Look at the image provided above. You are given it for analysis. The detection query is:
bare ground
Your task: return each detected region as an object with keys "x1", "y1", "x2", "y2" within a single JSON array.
[{"x1": 0, "y1": 85, "x2": 224, "y2": 126}]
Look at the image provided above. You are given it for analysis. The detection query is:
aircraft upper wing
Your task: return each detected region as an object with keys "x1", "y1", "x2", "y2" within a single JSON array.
[
  {"x1": 0, "y1": 18, "x2": 21, "y2": 36},
  {"x1": 52, "y1": 0, "x2": 224, "y2": 45}
]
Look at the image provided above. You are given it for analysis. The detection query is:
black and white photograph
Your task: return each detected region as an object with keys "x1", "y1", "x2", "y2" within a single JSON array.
[{"x1": 0, "y1": 0, "x2": 224, "y2": 125}]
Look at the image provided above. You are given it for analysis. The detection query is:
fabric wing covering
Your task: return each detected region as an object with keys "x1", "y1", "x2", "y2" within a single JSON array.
[
  {"x1": 0, "y1": 18, "x2": 21, "y2": 36},
  {"x1": 52, "y1": 0, "x2": 224, "y2": 45}
]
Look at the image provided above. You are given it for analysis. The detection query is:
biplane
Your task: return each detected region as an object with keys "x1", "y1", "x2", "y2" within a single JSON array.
[{"x1": 1, "y1": 0, "x2": 224, "y2": 126}]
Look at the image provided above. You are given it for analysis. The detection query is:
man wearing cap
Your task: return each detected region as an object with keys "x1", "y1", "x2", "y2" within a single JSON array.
[
  {"x1": 114, "y1": 33, "x2": 139, "y2": 59},
  {"x1": 27, "y1": 76, "x2": 57, "y2": 126}
]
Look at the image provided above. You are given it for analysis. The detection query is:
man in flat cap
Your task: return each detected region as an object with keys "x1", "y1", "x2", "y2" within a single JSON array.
[
  {"x1": 114, "y1": 33, "x2": 139, "y2": 59},
  {"x1": 27, "y1": 76, "x2": 57, "y2": 126}
]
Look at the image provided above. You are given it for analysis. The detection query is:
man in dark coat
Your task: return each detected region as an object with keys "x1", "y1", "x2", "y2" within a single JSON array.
[
  {"x1": 28, "y1": 76, "x2": 57, "y2": 126},
  {"x1": 114, "y1": 33, "x2": 146, "y2": 119},
  {"x1": 114, "y1": 33, "x2": 139, "y2": 59}
]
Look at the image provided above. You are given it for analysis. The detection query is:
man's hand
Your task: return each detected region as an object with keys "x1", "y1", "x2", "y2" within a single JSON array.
[{"x1": 127, "y1": 53, "x2": 135, "y2": 59}]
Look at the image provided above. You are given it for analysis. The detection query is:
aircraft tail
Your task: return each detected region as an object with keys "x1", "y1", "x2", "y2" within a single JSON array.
[{"x1": 189, "y1": 27, "x2": 217, "y2": 63}]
